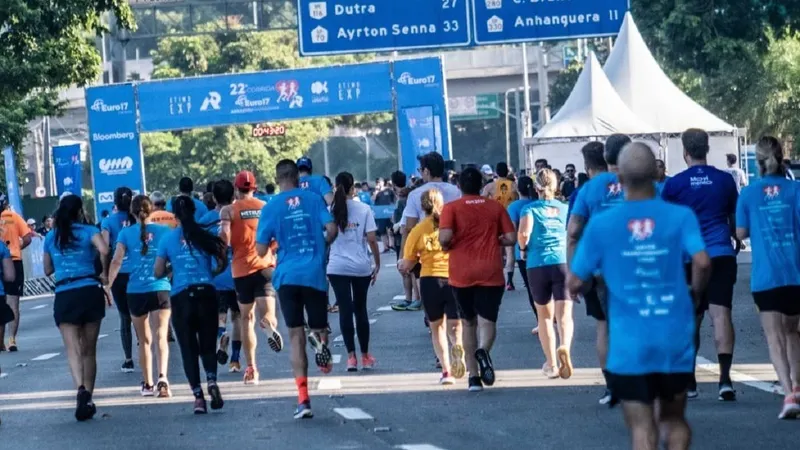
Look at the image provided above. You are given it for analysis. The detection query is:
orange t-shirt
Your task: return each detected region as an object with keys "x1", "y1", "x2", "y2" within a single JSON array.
[
  {"x1": 229, "y1": 197, "x2": 274, "y2": 278},
  {"x1": 150, "y1": 210, "x2": 178, "y2": 228},
  {"x1": 439, "y1": 195, "x2": 515, "y2": 288},
  {"x1": 0, "y1": 210, "x2": 31, "y2": 260}
]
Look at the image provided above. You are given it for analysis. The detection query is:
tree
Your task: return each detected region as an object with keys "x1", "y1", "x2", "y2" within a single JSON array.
[{"x1": 0, "y1": 1, "x2": 135, "y2": 190}]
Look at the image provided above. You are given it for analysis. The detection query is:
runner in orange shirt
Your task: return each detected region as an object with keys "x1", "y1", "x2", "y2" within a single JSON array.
[
  {"x1": 149, "y1": 192, "x2": 178, "y2": 228},
  {"x1": 0, "y1": 193, "x2": 34, "y2": 352},
  {"x1": 219, "y1": 171, "x2": 281, "y2": 385}
]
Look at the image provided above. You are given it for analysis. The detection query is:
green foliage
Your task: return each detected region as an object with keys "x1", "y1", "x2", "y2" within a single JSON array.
[
  {"x1": 0, "y1": 0, "x2": 135, "y2": 190},
  {"x1": 547, "y1": 39, "x2": 611, "y2": 112}
]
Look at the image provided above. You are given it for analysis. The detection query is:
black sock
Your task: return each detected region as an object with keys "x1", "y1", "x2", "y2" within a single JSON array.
[
  {"x1": 718, "y1": 353, "x2": 733, "y2": 385},
  {"x1": 506, "y1": 272, "x2": 513, "y2": 285},
  {"x1": 601, "y1": 369, "x2": 610, "y2": 389},
  {"x1": 192, "y1": 386, "x2": 203, "y2": 399}
]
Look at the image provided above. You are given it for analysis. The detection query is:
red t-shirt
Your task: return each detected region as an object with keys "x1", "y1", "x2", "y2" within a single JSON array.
[{"x1": 440, "y1": 195, "x2": 515, "y2": 288}]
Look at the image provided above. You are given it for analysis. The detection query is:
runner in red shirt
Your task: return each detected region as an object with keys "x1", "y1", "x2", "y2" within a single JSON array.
[{"x1": 439, "y1": 167, "x2": 516, "y2": 392}]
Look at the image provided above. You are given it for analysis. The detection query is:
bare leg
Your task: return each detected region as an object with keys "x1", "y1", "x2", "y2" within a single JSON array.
[
  {"x1": 447, "y1": 319, "x2": 463, "y2": 347},
  {"x1": 535, "y1": 302, "x2": 557, "y2": 367},
  {"x1": 760, "y1": 312, "x2": 793, "y2": 395},
  {"x1": 477, "y1": 316, "x2": 497, "y2": 352},
  {"x1": 657, "y1": 393, "x2": 691, "y2": 450},
  {"x1": 131, "y1": 315, "x2": 153, "y2": 385},
  {"x1": 239, "y1": 302, "x2": 257, "y2": 368},
  {"x1": 153, "y1": 308, "x2": 171, "y2": 378},
  {"x1": 288, "y1": 326, "x2": 308, "y2": 378},
  {"x1": 6, "y1": 295, "x2": 20, "y2": 341},
  {"x1": 462, "y1": 318, "x2": 479, "y2": 376},
  {"x1": 622, "y1": 401, "x2": 659, "y2": 450},
  {"x1": 555, "y1": 300, "x2": 575, "y2": 351},
  {"x1": 430, "y1": 319, "x2": 450, "y2": 373},
  {"x1": 786, "y1": 315, "x2": 800, "y2": 388},
  {"x1": 597, "y1": 320, "x2": 608, "y2": 368}
]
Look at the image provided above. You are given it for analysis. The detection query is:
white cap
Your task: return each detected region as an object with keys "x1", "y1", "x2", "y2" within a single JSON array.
[
  {"x1": 26, "y1": 218, "x2": 35, "y2": 225},
  {"x1": 480, "y1": 164, "x2": 493, "y2": 175}
]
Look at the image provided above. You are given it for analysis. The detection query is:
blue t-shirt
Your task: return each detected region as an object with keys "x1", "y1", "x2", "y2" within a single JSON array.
[
  {"x1": 102, "y1": 211, "x2": 132, "y2": 273},
  {"x1": 565, "y1": 186, "x2": 581, "y2": 226},
  {"x1": 256, "y1": 189, "x2": 333, "y2": 292},
  {"x1": 571, "y1": 198, "x2": 705, "y2": 375},
  {"x1": 507, "y1": 198, "x2": 534, "y2": 260},
  {"x1": 117, "y1": 223, "x2": 172, "y2": 294},
  {"x1": 44, "y1": 225, "x2": 101, "y2": 293},
  {"x1": 662, "y1": 166, "x2": 737, "y2": 258},
  {"x1": 522, "y1": 199, "x2": 568, "y2": 269},
  {"x1": 571, "y1": 172, "x2": 624, "y2": 220},
  {"x1": 167, "y1": 196, "x2": 208, "y2": 222},
  {"x1": 300, "y1": 174, "x2": 333, "y2": 200},
  {"x1": 199, "y1": 209, "x2": 234, "y2": 292},
  {"x1": 357, "y1": 191, "x2": 373, "y2": 205},
  {"x1": 255, "y1": 193, "x2": 275, "y2": 204},
  {"x1": 157, "y1": 227, "x2": 215, "y2": 296},
  {"x1": 736, "y1": 175, "x2": 800, "y2": 292},
  {"x1": 655, "y1": 175, "x2": 671, "y2": 196},
  {"x1": 0, "y1": 242, "x2": 11, "y2": 296}
]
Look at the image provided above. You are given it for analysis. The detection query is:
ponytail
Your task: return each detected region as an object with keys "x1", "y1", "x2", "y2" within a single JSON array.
[
  {"x1": 173, "y1": 196, "x2": 228, "y2": 274},
  {"x1": 54, "y1": 195, "x2": 85, "y2": 251},
  {"x1": 114, "y1": 186, "x2": 135, "y2": 226},
  {"x1": 332, "y1": 172, "x2": 354, "y2": 232},
  {"x1": 131, "y1": 195, "x2": 153, "y2": 255},
  {"x1": 420, "y1": 189, "x2": 444, "y2": 230},
  {"x1": 756, "y1": 136, "x2": 784, "y2": 177}
]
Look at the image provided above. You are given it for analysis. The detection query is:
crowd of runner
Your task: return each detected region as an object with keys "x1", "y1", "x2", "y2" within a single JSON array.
[{"x1": 1, "y1": 128, "x2": 799, "y2": 449}]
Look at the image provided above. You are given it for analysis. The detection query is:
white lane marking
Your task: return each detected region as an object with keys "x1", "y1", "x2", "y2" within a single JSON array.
[
  {"x1": 384, "y1": 264, "x2": 396, "y2": 268},
  {"x1": 397, "y1": 446, "x2": 448, "y2": 450},
  {"x1": 21, "y1": 294, "x2": 53, "y2": 302},
  {"x1": 317, "y1": 378, "x2": 342, "y2": 390},
  {"x1": 393, "y1": 295, "x2": 405, "y2": 301},
  {"x1": 30, "y1": 304, "x2": 47, "y2": 310},
  {"x1": 0, "y1": 373, "x2": 7, "y2": 379},
  {"x1": 333, "y1": 407, "x2": 374, "y2": 420},
  {"x1": 369, "y1": 319, "x2": 377, "y2": 324},
  {"x1": 333, "y1": 335, "x2": 343, "y2": 342},
  {"x1": 377, "y1": 306, "x2": 392, "y2": 312},
  {"x1": 332, "y1": 354, "x2": 342, "y2": 364},
  {"x1": 31, "y1": 353, "x2": 60, "y2": 361},
  {"x1": 98, "y1": 334, "x2": 108, "y2": 339},
  {"x1": 696, "y1": 356, "x2": 783, "y2": 395}
]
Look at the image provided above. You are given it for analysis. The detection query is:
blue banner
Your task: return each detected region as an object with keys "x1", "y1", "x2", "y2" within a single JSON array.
[
  {"x1": 2, "y1": 146, "x2": 23, "y2": 215},
  {"x1": 53, "y1": 144, "x2": 83, "y2": 197},
  {"x1": 137, "y1": 62, "x2": 394, "y2": 132},
  {"x1": 372, "y1": 204, "x2": 395, "y2": 220},
  {"x1": 472, "y1": 0, "x2": 629, "y2": 45},
  {"x1": 297, "y1": 0, "x2": 471, "y2": 56},
  {"x1": 85, "y1": 84, "x2": 144, "y2": 214},
  {"x1": 394, "y1": 57, "x2": 451, "y2": 175}
]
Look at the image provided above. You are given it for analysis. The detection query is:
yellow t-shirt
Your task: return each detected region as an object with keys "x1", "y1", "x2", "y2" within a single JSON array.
[{"x1": 403, "y1": 216, "x2": 449, "y2": 278}]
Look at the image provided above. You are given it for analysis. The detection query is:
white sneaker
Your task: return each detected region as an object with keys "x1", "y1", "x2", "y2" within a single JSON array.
[
  {"x1": 542, "y1": 363, "x2": 559, "y2": 379},
  {"x1": 439, "y1": 373, "x2": 455, "y2": 385},
  {"x1": 778, "y1": 397, "x2": 800, "y2": 420}
]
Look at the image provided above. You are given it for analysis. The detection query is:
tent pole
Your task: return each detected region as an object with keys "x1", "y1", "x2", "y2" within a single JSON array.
[{"x1": 522, "y1": 43, "x2": 533, "y2": 138}]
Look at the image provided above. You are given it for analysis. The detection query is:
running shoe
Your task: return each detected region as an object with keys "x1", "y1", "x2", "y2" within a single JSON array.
[
  {"x1": 468, "y1": 376, "x2": 484, "y2": 392},
  {"x1": 440, "y1": 372, "x2": 455, "y2": 385},
  {"x1": 391, "y1": 300, "x2": 412, "y2": 311},
  {"x1": 243, "y1": 366, "x2": 260, "y2": 385},
  {"x1": 406, "y1": 300, "x2": 423, "y2": 311},
  {"x1": 556, "y1": 346, "x2": 573, "y2": 379},
  {"x1": 294, "y1": 401, "x2": 313, "y2": 419},
  {"x1": 208, "y1": 382, "x2": 224, "y2": 410},
  {"x1": 75, "y1": 388, "x2": 92, "y2": 422},
  {"x1": 778, "y1": 395, "x2": 800, "y2": 420},
  {"x1": 217, "y1": 334, "x2": 230, "y2": 365},
  {"x1": 156, "y1": 378, "x2": 172, "y2": 398},
  {"x1": 542, "y1": 363, "x2": 559, "y2": 379},
  {"x1": 262, "y1": 323, "x2": 283, "y2": 353},
  {"x1": 362, "y1": 353, "x2": 376, "y2": 370},
  {"x1": 121, "y1": 360, "x2": 135, "y2": 373},
  {"x1": 505, "y1": 282, "x2": 515, "y2": 291},
  {"x1": 450, "y1": 345, "x2": 466, "y2": 379},
  {"x1": 229, "y1": 361, "x2": 241, "y2": 373},
  {"x1": 193, "y1": 397, "x2": 208, "y2": 415},
  {"x1": 140, "y1": 382, "x2": 155, "y2": 397},
  {"x1": 347, "y1": 355, "x2": 358, "y2": 372},
  {"x1": 307, "y1": 331, "x2": 333, "y2": 374},
  {"x1": 794, "y1": 386, "x2": 800, "y2": 401},
  {"x1": 475, "y1": 348, "x2": 495, "y2": 386},
  {"x1": 718, "y1": 383, "x2": 736, "y2": 402},
  {"x1": 598, "y1": 389, "x2": 614, "y2": 405},
  {"x1": 8, "y1": 338, "x2": 17, "y2": 352},
  {"x1": 86, "y1": 401, "x2": 97, "y2": 420},
  {"x1": 687, "y1": 388, "x2": 699, "y2": 399}
]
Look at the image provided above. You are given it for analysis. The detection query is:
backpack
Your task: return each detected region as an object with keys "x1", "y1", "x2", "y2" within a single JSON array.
[{"x1": 494, "y1": 179, "x2": 514, "y2": 208}]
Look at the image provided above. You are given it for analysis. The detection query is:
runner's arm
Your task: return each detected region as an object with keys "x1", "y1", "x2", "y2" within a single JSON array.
[
  {"x1": 517, "y1": 212, "x2": 533, "y2": 260},
  {"x1": 498, "y1": 209, "x2": 516, "y2": 247},
  {"x1": 1, "y1": 256, "x2": 14, "y2": 282},
  {"x1": 566, "y1": 222, "x2": 599, "y2": 296},
  {"x1": 323, "y1": 192, "x2": 334, "y2": 206},
  {"x1": 218, "y1": 205, "x2": 232, "y2": 246},
  {"x1": 91, "y1": 232, "x2": 110, "y2": 283},
  {"x1": 398, "y1": 226, "x2": 420, "y2": 273},
  {"x1": 154, "y1": 256, "x2": 168, "y2": 279},
  {"x1": 324, "y1": 221, "x2": 338, "y2": 245},
  {"x1": 566, "y1": 215, "x2": 586, "y2": 269},
  {"x1": 683, "y1": 212, "x2": 712, "y2": 302},
  {"x1": 42, "y1": 252, "x2": 54, "y2": 277}
]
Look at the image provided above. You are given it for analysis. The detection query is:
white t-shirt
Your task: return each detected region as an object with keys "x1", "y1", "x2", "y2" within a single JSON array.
[
  {"x1": 724, "y1": 167, "x2": 748, "y2": 190},
  {"x1": 327, "y1": 199, "x2": 377, "y2": 277},
  {"x1": 401, "y1": 181, "x2": 461, "y2": 226}
]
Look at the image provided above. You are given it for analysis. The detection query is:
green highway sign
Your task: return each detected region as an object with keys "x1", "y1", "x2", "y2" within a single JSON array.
[{"x1": 449, "y1": 94, "x2": 500, "y2": 121}]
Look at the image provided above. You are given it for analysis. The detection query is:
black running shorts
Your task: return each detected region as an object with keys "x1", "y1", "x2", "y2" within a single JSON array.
[
  {"x1": 584, "y1": 277, "x2": 607, "y2": 321},
  {"x1": 233, "y1": 269, "x2": 275, "y2": 305},
  {"x1": 128, "y1": 291, "x2": 171, "y2": 318},
  {"x1": 684, "y1": 255, "x2": 737, "y2": 312},
  {"x1": 527, "y1": 264, "x2": 571, "y2": 305},
  {"x1": 217, "y1": 290, "x2": 239, "y2": 314},
  {"x1": 607, "y1": 372, "x2": 693, "y2": 404},
  {"x1": 278, "y1": 285, "x2": 327, "y2": 329},
  {"x1": 2, "y1": 260, "x2": 24, "y2": 297},
  {"x1": 54, "y1": 284, "x2": 106, "y2": 327},
  {"x1": 452, "y1": 285, "x2": 503, "y2": 323},
  {"x1": 753, "y1": 285, "x2": 800, "y2": 316},
  {"x1": 419, "y1": 277, "x2": 461, "y2": 322}
]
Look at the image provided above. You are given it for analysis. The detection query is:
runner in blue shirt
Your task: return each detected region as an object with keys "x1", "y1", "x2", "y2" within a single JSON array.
[
  {"x1": 109, "y1": 195, "x2": 173, "y2": 399},
  {"x1": 661, "y1": 128, "x2": 740, "y2": 401},
  {"x1": 166, "y1": 177, "x2": 208, "y2": 222},
  {"x1": 255, "y1": 183, "x2": 277, "y2": 204},
  {"x1": 566, "y1": 135, "x2": 630, "y2": 406},
  {"x1": 568, "y1": 142, "x2": 711, "y2": 449},
  {"x1": 735, "y1": 136, "x2": 800, "y2": 419},
  {"x1": 507, "y1": 176, "x2": 537, "y2": 332},
  {"x1": 200, "y1": 180, "x2": 242, "y2": 373},
  {"x1": 100, "y1": 187, "x2": 136, "y2": 373},
  {"x1": 155, "y1": 195, "x2": 228, "y2": 415},
  {"x1": 256, "y1": 159, "x2": 338, "y2": 420},
  {"x1": 297, "y1": 156, "x2": 334, "y2": 206},
  {"x1": 43, "y1": 194, "x2": 110, "y2": 421}
]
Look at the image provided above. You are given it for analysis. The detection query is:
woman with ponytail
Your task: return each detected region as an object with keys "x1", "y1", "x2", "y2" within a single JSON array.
[
  {"x1": 736, "y1": 136, "x2": 800, "y2": 419},
  {"x1": 101, "y1": 186, "x2": 136, "y2": 373},
  {"x1": 154, "y1": 196, "x2": 227, "y2": 414},
  {"x1": 43, "y1": 194, "x2": 110, "y2": 421},
  {"x1": 109, "y1": 195, "x2": 173, "y2": 398},
  {"x1": 327, "y1": 172, "x2": 380, "y2": 371},
  {"x1": 399, "y1": 188, "x2": 466, "y2": 385},
  {"x1": 506, "y1": 176, "x2": 539, "y2": 334},
  {"x1": 518, "y1": 168, "x2": 574, "y2": 380}
]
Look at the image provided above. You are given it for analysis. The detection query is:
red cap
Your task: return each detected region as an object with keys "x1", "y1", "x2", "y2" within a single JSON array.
[{"x1": 234, "y1": 171, "x2": 257, "y2": 190}]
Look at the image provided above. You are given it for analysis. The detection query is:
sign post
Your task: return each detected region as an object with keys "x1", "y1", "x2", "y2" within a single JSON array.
[{"x1": 449, "y1": 94, "x2": 500, "y2": 121}]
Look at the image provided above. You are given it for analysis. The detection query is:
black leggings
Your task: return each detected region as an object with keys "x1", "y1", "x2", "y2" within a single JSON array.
[
  {"x1": 328, "y1": 274, "x2": 371, "y2": 354},
  {"x1": 171, "y1": 284, "x2": 218, "y2": 390},
  {"x1": 111, "y1": 273, "x2": 133, "y2": 360},
  {"x1": 517, "y1": 260, "x2": 538, "y2": 320}
]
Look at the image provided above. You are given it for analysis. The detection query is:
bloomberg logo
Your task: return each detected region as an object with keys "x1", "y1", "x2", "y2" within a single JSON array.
[
  {"x1": 90, "y1": 99, "x2": 130, "y2": 113},
  {"x1": 92, "y1": 132, "x2": 135, "y2": 142},
  {"x1": 396, "y1": 72, "x2": 436, "y2": 86},
  {"x1": 99, "y1": 157, "x2": 134, "y2": 176}
]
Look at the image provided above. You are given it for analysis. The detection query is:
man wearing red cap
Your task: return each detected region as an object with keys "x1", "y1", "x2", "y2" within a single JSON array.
[{"x1": 219, "y1": 171, "x2": 281, "y2": 385}]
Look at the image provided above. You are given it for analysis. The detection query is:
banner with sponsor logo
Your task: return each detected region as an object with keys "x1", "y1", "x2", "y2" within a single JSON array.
[
  {"x1": 372, "y1": 204, "x2": 395, "y2": 220},
  {"x1": 393, "y1": 57, "x2": 451, "y2": 175},
  {"x1": 85, "y1": 84, "x2": 144, "y2": 214},
  {"x1": 136, "y1": 62, "x2": 394, "y2": 132},
  {"x1": 2, "y1": 146, "x2": 23, "y2": 214},
  {"x1": 52, "y1": 144, "x2": 83, "y2": 197}
]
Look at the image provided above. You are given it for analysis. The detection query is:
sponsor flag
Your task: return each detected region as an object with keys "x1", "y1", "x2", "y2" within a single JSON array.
[
  {"x1": 53, "y1": 144, "x2": 83, "y2": 197},
  {"x1": 3, "y1": 146, "x2": 24, "y2": 214}
]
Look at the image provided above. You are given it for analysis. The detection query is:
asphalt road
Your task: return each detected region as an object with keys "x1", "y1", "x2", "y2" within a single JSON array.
[{"x1": 0, "y1": 254, "x2": 797, "y2": 449}]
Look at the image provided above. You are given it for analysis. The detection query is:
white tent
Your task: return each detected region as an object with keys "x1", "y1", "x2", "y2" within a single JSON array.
[{"x1": 603, "y1": 12, "x2": 739, "y2": 171}]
